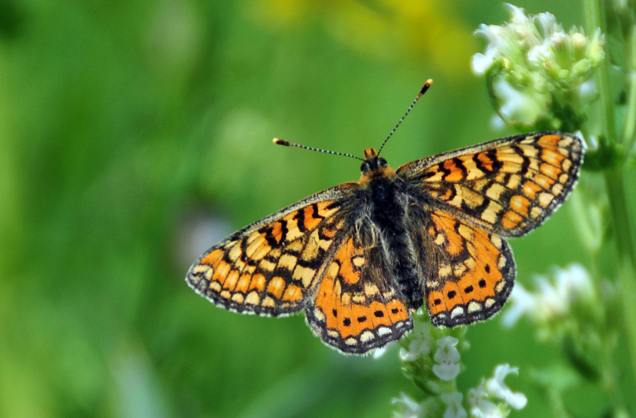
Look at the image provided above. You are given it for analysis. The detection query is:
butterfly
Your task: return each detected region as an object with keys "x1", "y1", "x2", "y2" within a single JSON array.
[{"x1": 186, "y1": 83, "x2": 584, "y2": 355}]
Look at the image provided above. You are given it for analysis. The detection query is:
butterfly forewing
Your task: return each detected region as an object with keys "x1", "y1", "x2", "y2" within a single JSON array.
[
  {"x1": 186, "y1": 184, "x2": 357, "y2": 316},
  {"x1": 398, "y1": 132, "x2": 584, "y2": 237}
]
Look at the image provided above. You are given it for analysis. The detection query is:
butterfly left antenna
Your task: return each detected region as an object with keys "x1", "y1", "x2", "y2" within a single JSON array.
[
  {"x1": 377, "y1": 79, "x2": 433, "y2": 157},
  {"x1": 273, "y1": 138, "x2": 365, "y2": 161}
]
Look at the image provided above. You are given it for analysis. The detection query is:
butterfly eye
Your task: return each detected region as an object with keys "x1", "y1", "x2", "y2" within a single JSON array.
[
  {"x1": 360, "y1": 161, "x2": 371, "y2": 173},
  {"x1": 378, "y1": 158, "x2": 388, "y2": 167}
]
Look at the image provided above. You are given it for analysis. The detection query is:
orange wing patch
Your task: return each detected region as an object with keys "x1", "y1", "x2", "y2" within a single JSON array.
[
  {"x1": 305, "y1": 236, "x2": 412, "y2": 354},
  {"x1": 423, "y1": 209, "x2": 515, "y2": 326}
]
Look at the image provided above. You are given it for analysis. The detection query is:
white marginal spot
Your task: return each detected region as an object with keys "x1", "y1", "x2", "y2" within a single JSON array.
[
  {"x1": 490, "y1": 234, "x2": 502, "y2": 249},
  {"x1": 498, "y1": 255, "x2": 507, "y2": 269},
  {"x1": 245, "y1": 291, "x2": 260, "y2": 305},
  {"x1": 467, "y1": 301, "x2": 482, "y2": 313},
  {"x1": 210, "y1": 281, "x2": 222, "y2": 292},
  {"x1": 450, "y1": 306, "x2": 465, "y2": 319},
  {"x1": 552, "y1": 183, "x2": 564, "y2": 195},
  {"x1": 345, "y1": 337, "x2": 357, "y2": 346},
  {"x1": 495, "y1": 280, "x2": 506, "y2": 293},
  {"x1": 262, "y1": 296, "x2": 276, "y2": 307},
  {"x1": 484, "y1": 298, "x2": 495, "y2": 308},
  {"x1": 360, "y1": 331, "x2": 375, "y2": 343},
  {"x1": 327, "y1": 330, "x2": 339, "y2": 338},
  {"x1": 538, "y1": 192, "x2": 554, "y2": 208},
  {"x1": 231, "y1": 293, "x2": 244, "y2": 304},
  {"x1": 530, "y1": 207, "x2": 542, "y2": 219},
  {"x1": 562, "y1": 159, "x2": 572, "y2": 171},
  {"x1": 220, "y1": 290, "x2": 231, "y2": 299},
  {"x1": 377, "y1": 326, "x2": 392, "y2": 336},
  {"x1": 559, "y1": 173, "x2": 569, "y2": 183}
]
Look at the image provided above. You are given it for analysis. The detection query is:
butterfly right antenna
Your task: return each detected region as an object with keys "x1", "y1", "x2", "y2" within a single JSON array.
[{"x1": 377, "y1": 79, "x2": 433, "y2": 157}]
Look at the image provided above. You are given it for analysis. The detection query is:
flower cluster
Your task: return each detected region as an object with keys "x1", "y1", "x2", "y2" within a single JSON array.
[
  {"x1": 472, "y1": 4, "x2": 605, "y2": 130},
  {"x1": 392, "y1": 311, "x2": 527, "y2": 418}
]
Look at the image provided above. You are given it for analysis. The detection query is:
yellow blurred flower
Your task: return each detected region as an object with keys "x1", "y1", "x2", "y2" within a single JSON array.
[{"x1": 242, "y1": 0, "x2": 475, "y2": 77}]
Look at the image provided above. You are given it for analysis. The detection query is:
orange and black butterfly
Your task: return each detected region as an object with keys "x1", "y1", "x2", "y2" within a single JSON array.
[{"x1": 186, "y1": 81, "x2": 584, "y2": 354}]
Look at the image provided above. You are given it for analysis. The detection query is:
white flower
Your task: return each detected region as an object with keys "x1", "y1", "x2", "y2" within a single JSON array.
[
  {"x1": 504, "y1": 3, "x2": 530, "y2": 26},
  {"x1": 472, "y1": 3, "x2": 605, "y2": 129},
  {"x1": 493, "y1": 79, "x2": 548, "y2": 123},
  {"x1": 500, "y1": 282, "x2": 536, "y2": 328},
  {"x1": 533, "y1": 12, "x2": 558, "y2": 35},
  {"x1": 554, "y1": 264, "x2": 595, "y2": 304},
  {"x1": 467, "y1": 384, "x2": 500, "y2": 418},
  {"x1": 432, "y1": 336, "x2": 461, "y2": 381},
  {"x1": 391, "y1": 393, "x2": 423, "y2": 418},
  {"x1": 501, "y1": 263, "x2": 595, "y2": 327},
  {"x1": 485, "y1": 365, "x2": 527, "y2": 410},
  {"x1": 399, "y1": 317, "x2": 432, "y2": 361},
  {"x1": 441, "y1": 392, "x2": 467, "y2": 418}
]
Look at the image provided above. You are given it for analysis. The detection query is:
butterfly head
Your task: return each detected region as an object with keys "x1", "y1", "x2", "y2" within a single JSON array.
[{"x1": 360, "y1": 148, "x2": 394, "y2": 183}]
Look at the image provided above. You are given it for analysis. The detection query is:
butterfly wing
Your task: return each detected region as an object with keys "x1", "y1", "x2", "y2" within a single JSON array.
[
  {"x1": 410, "y1": 207, "x2": 515, "y2": 326},
  {"x1": 305, "y1": 229, "x2": 412, "y2": 354},
  {"x1": 399, "y1": 132, "x2": 583, "y2": 326},
  {"x1": 186, "y1": 183, "x2": 358, "y2": 316},
  {"x1": 398, "y1": 132, "x2": 584, "y2": 237}
]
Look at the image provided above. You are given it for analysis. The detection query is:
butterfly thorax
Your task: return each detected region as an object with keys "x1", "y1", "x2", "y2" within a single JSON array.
[{"x1": 355, "y1": 148, "x2": 424, "y2": 309}]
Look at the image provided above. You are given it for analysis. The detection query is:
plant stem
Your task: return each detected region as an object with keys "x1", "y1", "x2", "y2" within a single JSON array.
[
  {"x1": 625, "y1": 25, "x2": 636, "y2": 157},
  {"x1": 585, "y1": 0, "x2": 636, "y2": 395}
]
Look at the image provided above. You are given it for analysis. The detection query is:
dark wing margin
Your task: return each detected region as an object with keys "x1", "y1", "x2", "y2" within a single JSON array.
[
  {"x1": 398, "y1": 132, "x2": 585, "y2": 237},
  {"x1": 186, "y1": 183, "x2": 358, "y2": 316}
]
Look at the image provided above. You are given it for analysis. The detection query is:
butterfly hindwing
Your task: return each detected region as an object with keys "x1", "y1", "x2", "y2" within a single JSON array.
[
  {"x1": 186, "y1": 184, "x2": 357, "y2": 316},
  {"x1": 305, "y1": 233, "x2": 412, "y2": 354},
  {"x1": 416, "y1": 209, "x2": 515, "y2": 326},
  {"x1": 398, "y1": 132, "x2": 584, "y2": 237}
]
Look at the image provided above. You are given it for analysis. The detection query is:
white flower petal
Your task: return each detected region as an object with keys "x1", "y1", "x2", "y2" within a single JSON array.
[{"x1": 442, "y1": 392, "x2": 467, "y2": 418}]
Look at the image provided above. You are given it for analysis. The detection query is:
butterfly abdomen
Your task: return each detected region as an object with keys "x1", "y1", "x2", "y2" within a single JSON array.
[{"x1": 363, "y1": 173, "x2": 423, "y2": 309}]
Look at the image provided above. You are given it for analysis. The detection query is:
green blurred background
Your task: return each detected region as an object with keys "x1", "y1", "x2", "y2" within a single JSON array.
[{"x1": 1, "y1": 0, "x2": 628, "y2": 417}]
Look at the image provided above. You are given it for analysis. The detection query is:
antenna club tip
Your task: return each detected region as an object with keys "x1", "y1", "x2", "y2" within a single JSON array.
[
  {"x1": 418, "y1": 79, "x2": 433, "y2": 97},
  {"x1": 273, "y1": 138, "x2": 289, "y2": 146}
]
